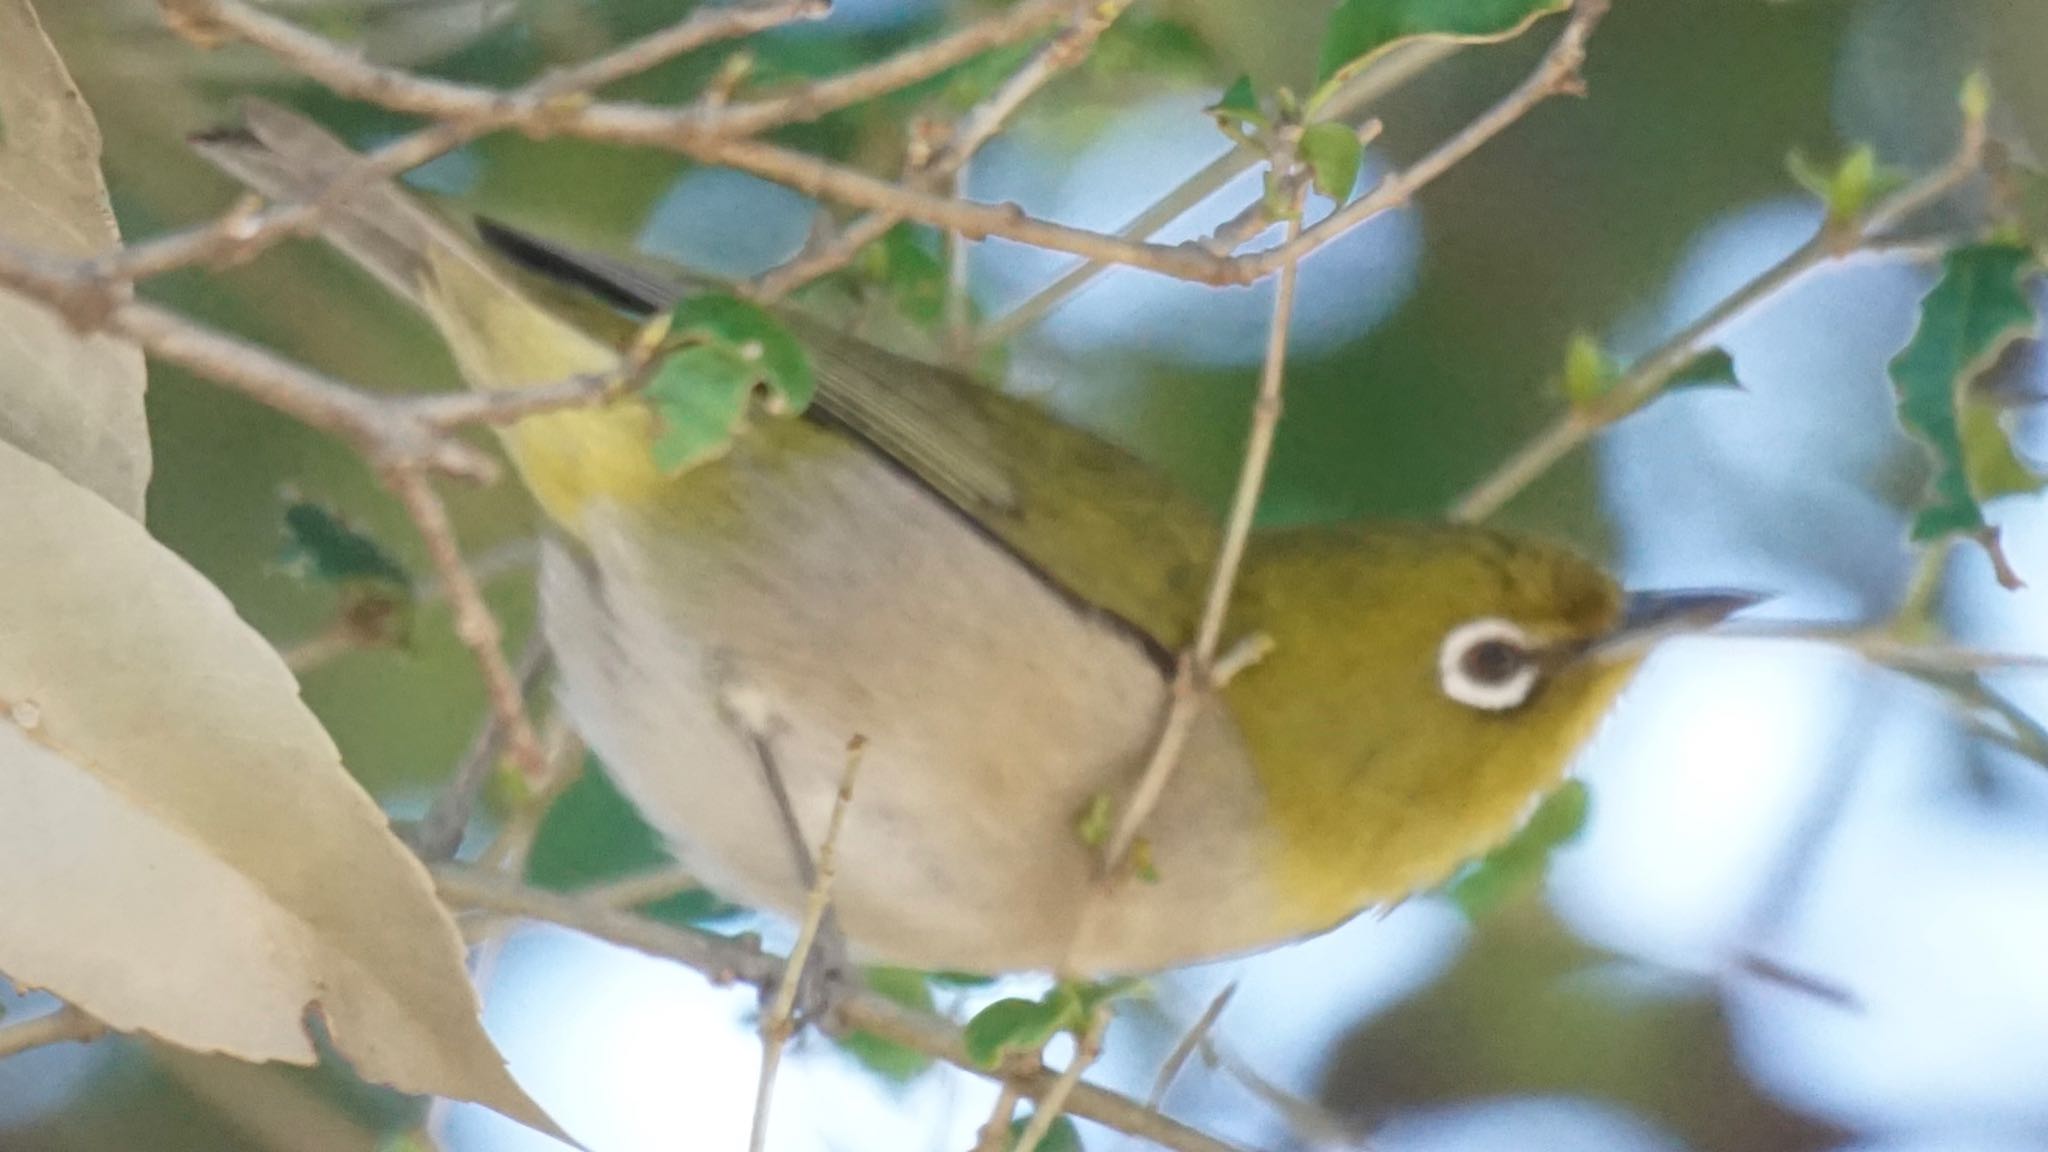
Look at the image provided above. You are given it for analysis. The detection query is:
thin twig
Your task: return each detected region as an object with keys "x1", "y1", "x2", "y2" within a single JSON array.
[
  {"x1": 131, "y1": 0, "x2": 822, "y2": 288},
  {"x1": 385, "y1": 466, "x2": 546, "y2": 786},
  {"x1": 1450, "y1": 87, "x2": 1991, "y2": 522},
  {"x1": 1146, "y1": 983, "x2": 1236, "y2": 1114},
  {"x1": 746, "y1": 0, "x2": 1137, "y2": 301},
  {"x1": 981, "y1": 38, "x2": 1460, "y2": 344},
  {"x1": 410, "y1": 635, "x2": 554, "y2": 861},
  {"x1": 189, "y1": 0, "x2": 1603, "y2": 288},
  {"x1": 432, "y1": 865, "x2": 1249, "y2": 1152},
  {"x1": 1012, "y1": 1004, "x2": 1112, "y2": 1152},
  {"x1": 0, "y1": 1004, "x2": 103, "y2": 1060},
  {"x1": 576, "y1": 865, "x2": 704, "y2": 909},
  {"x1": 1102, "y1": 184, "x2": 1306, "y2": 870},
  {"x1": 974, "y1": 1082, "x2": 1025, "y2": 1152},
  {"x1": 749, "y1": 736, "x2": 865, "y2": 1152}
]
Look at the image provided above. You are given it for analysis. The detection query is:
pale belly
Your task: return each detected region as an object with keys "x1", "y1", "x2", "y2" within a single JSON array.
[{"x1": 538, "y1": 435, "x2": 1296, "y2": 974}]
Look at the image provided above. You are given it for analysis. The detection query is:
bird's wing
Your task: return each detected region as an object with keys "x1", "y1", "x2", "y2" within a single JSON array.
[{"x1": 474, "y1": 222, "x2": 1222, "y2": 659}]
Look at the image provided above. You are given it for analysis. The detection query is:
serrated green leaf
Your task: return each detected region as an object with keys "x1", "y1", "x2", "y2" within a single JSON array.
[
  {"x1": 964, "y1": 997, "x2": 1068, "y2": 1067},
  {"x1": 1889, "y1": 243, "x2": 2043, "y2": 583},
  {"x1": 1009, "y1": 1114, "x2": 1084, "y2": 1152},
  {"x1": 1666, "y1": 347, "x2": 1740, "y2": 393},
  {"x1": 525, "y1": 755, "x2": 744, "y2": 928},
  {"x1": 1314, "y1": 0, "x2": 1566, "y2": 97},
  {"x1": 279, "y1": 500, "x2": 411, "y2": 589},
  {"x1": 1300, "y1": 121, "x2": 1364, "y2": 202},
  {"x1": 647, "y1": 295, "x2": 816, "y2": 474},
  {"x1": 1446, "y1": 780, "x2": 1590, "y2": 919}
]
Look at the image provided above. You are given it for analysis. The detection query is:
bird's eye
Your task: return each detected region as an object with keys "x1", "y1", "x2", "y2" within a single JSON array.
[{"x1": 1438, "y1": 617, "x2": 1541, "y2": 712}]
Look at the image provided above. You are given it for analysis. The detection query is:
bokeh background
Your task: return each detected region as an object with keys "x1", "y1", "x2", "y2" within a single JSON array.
[{"x1": 6, "y1": 0, "x2": 2048, "y2": 1149}]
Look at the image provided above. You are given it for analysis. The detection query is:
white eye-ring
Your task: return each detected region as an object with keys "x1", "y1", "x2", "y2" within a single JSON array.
[{"x1": 1438, "y1": 617, "x2": 1541, "y2": 712}]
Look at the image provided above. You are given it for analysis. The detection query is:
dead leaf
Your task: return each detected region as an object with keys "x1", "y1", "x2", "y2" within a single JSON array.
[{"x1": 0, "y1": 0, "x2": 150, "y2": 519}]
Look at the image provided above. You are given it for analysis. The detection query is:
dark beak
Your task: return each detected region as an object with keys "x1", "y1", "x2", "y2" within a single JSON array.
[
  {"x1": 1621, "y1": 589, "x2": 1767, "y2": 633},
  {"x1": 1584, "y1": 589, "x2": 1767, "y2": 663}
]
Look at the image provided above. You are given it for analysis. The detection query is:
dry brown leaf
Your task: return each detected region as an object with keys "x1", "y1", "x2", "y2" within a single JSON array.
[
  {"x1": 0, "y1": 437, "x2": 566, "y2": 1141},
  {"x1": 0, "y1": 0, "x2": 150, "y2": 519}
]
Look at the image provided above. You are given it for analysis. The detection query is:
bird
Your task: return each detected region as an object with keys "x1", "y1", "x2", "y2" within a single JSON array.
[{"x1": 194, "y1": 101, "x2": 1751, "y2": 976}]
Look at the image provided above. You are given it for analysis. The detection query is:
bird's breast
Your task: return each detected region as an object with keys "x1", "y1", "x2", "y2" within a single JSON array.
[{"x1": 538, "y1": 419, "x2": 1297, "y2": 972}]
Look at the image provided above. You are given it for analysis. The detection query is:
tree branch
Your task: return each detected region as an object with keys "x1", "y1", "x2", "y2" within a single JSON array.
[
  {"x1": 430, "y1": 865, "x2": 1250, "y2": 1152},
  {"x1": 1449, "y1": 85, "x2": 1991, "y2": 522}
]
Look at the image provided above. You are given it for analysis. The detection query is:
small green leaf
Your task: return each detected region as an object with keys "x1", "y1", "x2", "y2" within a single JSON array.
[
  {"x1": 964, "y1": 997, "x2": 1068, "y2": 1067},
  {"x1": 836, "y1": 968, "x2": 936, "y2": 1083},
  {"x1": 1889, "y1": 243, "x2": 2043, "y2": 587},
  {"x1": 1009, "y1": 1114, "x2": 1084, "y2": 1152},
  {"x1": 1786, "y1": 144, "x2": 1903, "y2": 228},
  {"x1": 1560, "y1": 331, "x2": 1618, "y2": 409},
  {"x1": 646, "y1": 295, "x2": 816, "y2": 474},
  {"x1": 1299, "y1": 121, "x2": 1364, "y2": 202},
  {"x1": 1960, "y1": 69, "x2": 1992, "y2": 126},
  {"x1": 1314, "y1": 0, "x2": 1566, "y2": 100},
  {"x1": 1211, "y1": 74, "x2": 1260, "y2": 122},
  {"x1": 279, "y1": 500, "x2": 411, "y2": 589},
  {"x1": 1446, "y1": 780, "x2": 1591, "y2": 919},
  {"x1": 1073, "y1": 792, "x2": 1113, "y2": 848},
  {"x1": 1666, "y1": 347, "x2": 1740, "y2": 393},
  {"x1": 861, "y1": 225, "x2": 948, "y2": 324}
]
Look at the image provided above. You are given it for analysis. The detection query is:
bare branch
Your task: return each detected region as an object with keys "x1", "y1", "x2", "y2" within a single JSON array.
[
  {"x1": 177, "y1": 0, "x2": 1606, "y2": 288},
  {"x1": 385, "y1": 467, "x2": 547, "y2": 787},
  {"x1": 1449, "y1": 82, "x2": 1991, "y2": 522},
  {"x1": 980, "y1": 38, "x2": 1461, "y2": 344},
  {"x1": 410, "y1": 635, "x2": 554, "y2": 862},
  {"x1": 749, "y1": 736, "x2": 863, "y2": 1152},
  {"x1": 431, "y1": 865, "x2": 1251, "y2": 1152},
  {"x1": 1012, "y1": 1004, "x2": 1111, "y2": 1152},
  {"x1": 747, "y1": 0, "x2": 1139, "y2": 300},
  {"x1": 1102, "y1": 180, "x2": 1305, "y2": 871}
]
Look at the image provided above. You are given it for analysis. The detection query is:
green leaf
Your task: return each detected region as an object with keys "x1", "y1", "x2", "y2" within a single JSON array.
[
  {"x1": 1300, "y1": 121, "x2": 1364, "y2": 202},
  {"x1": 1888, "y1": 243, "x2": 2043, "y2": 586},
  {"x1": 279, "y1": 500, "x2": 411, "y2": 589},
  {"x1": 1786, "y1": 144, "x2": 1903, "y2": 228},
  {"x1": 860, "y1": 225, "x2": 949, "y2": 324},
  {"x1": 1212, "y1": 74, "x2": 1259, "y2": 121},
  {"x1": 1446, "y1": 780, "x2": 1591, "y2": 919},
  {"x1": 835, "y1": 968, "x2": 937, "y2": 1083},
  {"x1": 1009, "y1": 1114, "x2": 1084, "y2": 1152},
  {"x1": 646, "y1": 295, "x2": 816, "y2": 474},
  {"x1": 278, "y1": 498, "x2": 416, "y2": 648},
  {"x1": 963, "y1": 997, "x2": 1069, "y2": 1067},
  {"x1": 1560, "y1": 332, "x2": 1618, "y2": 409},
  {"x1": 1666, "y1": 347, "x2": 1740, "y2": 394},
  {"x1": 525, "y1": 755, "x2": 744, "y2": 928},
  {"x1": 1315, "y1": 0, "x2": 1566, "y2": 97}
]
